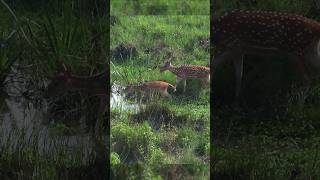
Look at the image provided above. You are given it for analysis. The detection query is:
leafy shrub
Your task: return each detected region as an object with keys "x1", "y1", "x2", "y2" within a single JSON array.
[
  {"x1": 112, "y1": 43, "x2": 138, "y2": 61},
  {"x1": 177, "y1": 127, "x2": 196, "y2": 148},
  {"x1": 111, "y1": 152, "x2": 121, "y2": 166},
  {"x1": 111, "y1": 122, "x2": 164, "y2": 163},
  {"x1": 131, "y1": 102, "x2": 188, "y2": 130}
]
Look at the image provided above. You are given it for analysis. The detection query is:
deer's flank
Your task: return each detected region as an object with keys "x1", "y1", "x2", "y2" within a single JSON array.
[{"x1": 212, "y1": 10, "x2": 320, "y2": 102}]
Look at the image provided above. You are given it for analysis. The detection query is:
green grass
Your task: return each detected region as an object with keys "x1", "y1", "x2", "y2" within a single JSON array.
[
  {"x1": 111, "y1": 0, "x2": 210, "y2": 15},
  {"x1": 111, "y1": 100, "x2": 210, "y2": 178},
  {"x1": 111, "y1": 15, "x2": 210, "y2": 178},
  {"x1": 213, "y1": 103, "x2": 320, "y2": 178},
  {"x1": 111, "y1": 16, "x2": 209, "y2": 83}
]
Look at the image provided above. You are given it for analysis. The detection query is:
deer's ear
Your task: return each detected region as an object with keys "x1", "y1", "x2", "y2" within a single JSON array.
[{"x1": 165, "y1": 60, "x2": 171, "y2": 66}]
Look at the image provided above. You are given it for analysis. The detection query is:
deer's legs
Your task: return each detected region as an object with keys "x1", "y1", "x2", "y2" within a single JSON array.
[
  {"x1": 144, "y1": 90, "x2": 152, "y2": 101},
  {"x1": 200, "y1": 78, "x2": 210, "y2": 91},
  {"x1": 207, "y1": 75, "x2": 210, "y2": 84},
  {"x1": 176, "y1": 76, "x2": 183, "y2": 82},
  {"x1": 212, "y1": 50, "x2": 240, "y2": 69},
  {"x1": 161, "y1": 89, "x2": 171, "y2": 98},
  {"x1": 182, "y1": 79, "x2": 187, "y2": 93},
  {"x1": 203, "y1": 75, "x2": 211, "y2": 86},
  {"x1": 213, "y1": 50, "x2": 243, "y2": 102},
  {"x1": 200, "y1": 78, "x2": 210, "y2": 95},
  {"x1": 176, "y1": 77, "x2": 186, "y2": 93},
  {"x1": 233, "y1": 55, "x2": 244, "y2": 101},
  {"x1": 176, "y1": 77, "x2": 182, "y2": 86}
]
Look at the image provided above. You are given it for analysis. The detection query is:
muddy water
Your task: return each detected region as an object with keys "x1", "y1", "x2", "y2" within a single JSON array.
[
  {"x1": 0, "y1": 69, "x2": 94, "y2": 159},
  {"x1": 110, "y1": 83, "x2": 144, "y2": 112}
]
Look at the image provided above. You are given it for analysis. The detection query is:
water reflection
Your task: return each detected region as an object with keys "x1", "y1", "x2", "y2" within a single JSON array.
[{"x1": 0, "y1": 69, "x2": 100, "y2": 161}]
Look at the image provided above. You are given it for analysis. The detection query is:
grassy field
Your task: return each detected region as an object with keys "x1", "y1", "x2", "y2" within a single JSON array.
[
  {"x1": 213, "y1": 0, "x2": 320, "y2": 179},
  {"x1": 111, "y1": 0, "x2": 210, "y2": 15},
  {"x1": 110, "y1": 15, "x2": 210, "y2": 178}
]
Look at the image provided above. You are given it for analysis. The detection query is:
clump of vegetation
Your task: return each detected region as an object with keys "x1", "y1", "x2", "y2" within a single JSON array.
[
  {"x1": 112, "y1": 43, "x2": 138, "y2": 61},
  {"x1": 111, "y1": 122, "x2": 167, "y2": 163},
  {"x1": 184, "y1": 36, "x2": 210, "y2": 53},
  {"x1": 110, "y1": 15, "x2": 120, "y2": 26},
  {"x1": 131, "y1": 102, "x2": 187, "y2": 129},
  {"x1": 147, "y1": 4, "x2": 168, "y2": 15}
]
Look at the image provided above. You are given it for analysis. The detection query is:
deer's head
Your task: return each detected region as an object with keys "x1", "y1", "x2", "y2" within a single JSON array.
[
  {"x1": 159, "y1": 60, "x2": 172, "y2": 73},
  {"x1": 159, "y1": 52, "x2": 174, "y2": 72}
]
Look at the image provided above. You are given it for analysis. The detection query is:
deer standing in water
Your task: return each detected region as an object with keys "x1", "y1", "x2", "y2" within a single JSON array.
[
  {"x1": 46, "y1": 66, "x2": 107, "y2": 136},
  {"x1": 159, "y1": 53, "x2": 210, "y2": 93},
  {"x1": 212, "y1": 10, "x2": 320, "y2": 101},
  {"x1": 125, "y1": 80, "x2": 176, "y2": 98}
]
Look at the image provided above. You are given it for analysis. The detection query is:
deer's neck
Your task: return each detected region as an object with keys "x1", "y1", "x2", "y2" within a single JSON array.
[{"x1": 168, "y1": 65, "x2": 180, "y2": 75}]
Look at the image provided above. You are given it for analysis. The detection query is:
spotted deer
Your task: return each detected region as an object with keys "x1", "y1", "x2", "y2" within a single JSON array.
[
  {"x1": 46, "y1": 66, "x2": 107, "y2": 136},
  {"x1": 124, "y1": 80, "x2": 176, "y2": 98},
  {"x1": 159, "y1": 55, "x2": 210, "y2": 93},
  {"x1": 212, "y1": 10, "x2": 320, "y2": 101}
]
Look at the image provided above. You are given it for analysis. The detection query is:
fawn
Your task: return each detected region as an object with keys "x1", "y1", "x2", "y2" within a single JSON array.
[
  {"x1": 159, "y1": 55, "x2": 210, "y2": 93},
  {"x1": 212, "y1": 10, "x2": 320, "y2": 101},
  {"x1": 124, "y1": 80, "x2": 176, "y2": 98}
]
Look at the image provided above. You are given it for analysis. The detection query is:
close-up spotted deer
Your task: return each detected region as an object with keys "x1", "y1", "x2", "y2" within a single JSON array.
[
  {"x1": 124, "y1": 80, "x2": 176, "y2": 98},
  {"x1": 212, "y1": 10, "x2": 320, "y2": 101},
  {"x1": 159, "y1": 53, "x2": 210, "y2": 93}
]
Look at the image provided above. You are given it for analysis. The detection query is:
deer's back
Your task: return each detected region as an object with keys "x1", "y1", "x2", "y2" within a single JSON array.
[
  {"x1": 143, "y1": 81, "x2": 171, "y2": 90},
  {"x1": 174, "y1": 65, "x2": 210, "y2": 78},
  {"x1": 213, "y1": 10, "x2": 320, "y2": 55}
]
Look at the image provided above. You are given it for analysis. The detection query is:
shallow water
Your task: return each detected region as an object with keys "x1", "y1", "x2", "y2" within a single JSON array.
[{"x1": 110, "y1": 83, "x2": 144, "y2": 112}]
